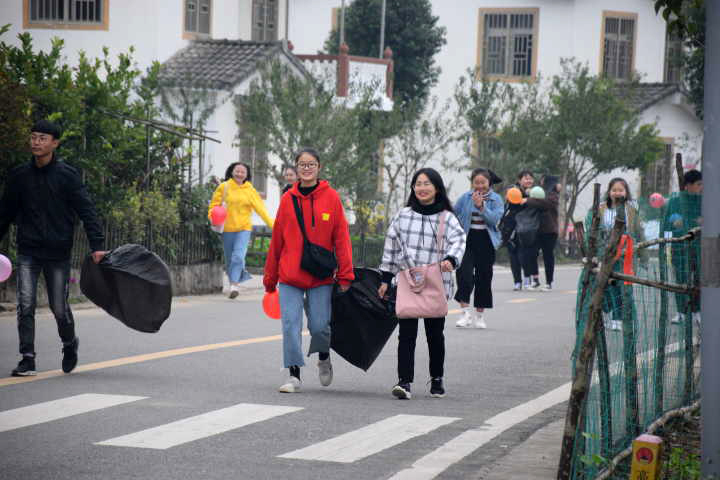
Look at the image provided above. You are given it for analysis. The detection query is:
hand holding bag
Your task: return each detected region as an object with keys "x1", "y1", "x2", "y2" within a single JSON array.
[
  {"x1": 210, "y1": 182, "x2": 230, "y2": 234},
  {"x1": 292, "y1": 196, "x2": 338, "y2": 279},
  {"x1": 395, "y1": 211, "x2": 449, "y2": 319}
]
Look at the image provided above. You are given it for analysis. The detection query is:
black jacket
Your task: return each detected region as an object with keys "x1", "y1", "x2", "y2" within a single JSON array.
[{"x1": 0, "y1": 155, "x2": 104, "y2": 260}]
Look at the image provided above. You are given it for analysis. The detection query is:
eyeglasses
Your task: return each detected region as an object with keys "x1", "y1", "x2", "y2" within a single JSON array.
[{"x1": 297, "y1": 163, "x2": 318, "y2": 170}]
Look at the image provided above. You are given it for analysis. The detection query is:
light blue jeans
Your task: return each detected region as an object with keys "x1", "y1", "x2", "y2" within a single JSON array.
[
  {"x1": 222, "y1": 231, "x2": 252, "y2": 283},
  {"x1": 278, "y1": 283, "x2": 333, "y2": 368}
]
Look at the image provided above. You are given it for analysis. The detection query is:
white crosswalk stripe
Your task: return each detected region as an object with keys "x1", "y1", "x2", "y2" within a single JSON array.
[
  {"x1": 278, "y1": 414, "x2": 459, "y2": 463},
  {"x1": 0, "y1": 393, "x2": 147, "y2": 433},
  {"x1": 96, "y1": 403, "x2": 303, "y2": 450}
]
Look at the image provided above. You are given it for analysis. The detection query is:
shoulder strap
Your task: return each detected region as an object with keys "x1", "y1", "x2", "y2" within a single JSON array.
[
  {"x1": 221, "y1": 182, "x2": 230, "y2": 204},
  {"x1": 292, "y1": 196, "x2": 309, "y2": 242},
  {"x1": 435, "y1": 211, "x2": 447, "y2": 262}
]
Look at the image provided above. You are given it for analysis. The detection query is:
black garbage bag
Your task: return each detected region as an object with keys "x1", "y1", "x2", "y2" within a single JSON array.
[
  {"x1": 330, "y1": 267, "x2": 398, "y2": 371},
  {"x1": 80, "y1": 244, "x2": 172, "y2": 333}
]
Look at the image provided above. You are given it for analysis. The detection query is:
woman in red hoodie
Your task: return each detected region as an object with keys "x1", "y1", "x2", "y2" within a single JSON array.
[{"x1": 264, "y1": 148, "x2": 354, "y2": 393}]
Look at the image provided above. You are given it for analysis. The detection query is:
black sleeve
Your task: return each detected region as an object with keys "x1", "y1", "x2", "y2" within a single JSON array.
[
  {"x1": 0, "y1": 172, "x2": 20, "y2": 243},
  {"x1": 66, "y1": 168, "x2": 105, "y2": 252},
  {"x1": 381, "y1": 270, "x2": 394, "y2": 285}
]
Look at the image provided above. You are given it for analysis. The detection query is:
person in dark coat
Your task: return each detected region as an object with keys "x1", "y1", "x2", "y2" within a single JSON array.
[
  {"x1": 505, "y1": 171, "x2": 534, "y2": 290},
  {"x1": 0, "y1": 120, "x2": 107, "y2": 377},
  {"x1": 522, "y1": 175, "x2": 561, "y2": 291}
]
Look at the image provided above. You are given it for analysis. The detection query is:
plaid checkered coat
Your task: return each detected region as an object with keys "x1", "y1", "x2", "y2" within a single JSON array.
[{"x1": 379, "y1": 207, "x2": 467, "y2": 299}]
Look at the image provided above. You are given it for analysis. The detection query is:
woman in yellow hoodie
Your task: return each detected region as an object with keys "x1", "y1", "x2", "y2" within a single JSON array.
[{"x1": 209, "y1": 162, "x2": 274, "y2": 298}]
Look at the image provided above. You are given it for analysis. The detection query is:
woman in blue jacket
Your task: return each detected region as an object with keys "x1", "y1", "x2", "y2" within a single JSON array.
[{"x1": 453, "y1": 168, "x2": 504, "y2": 329}]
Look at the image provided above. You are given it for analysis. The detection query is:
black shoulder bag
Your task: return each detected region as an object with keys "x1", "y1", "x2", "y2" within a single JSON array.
[{"x1": 292, "y1": 196, "x2": 338, "y2": 279}]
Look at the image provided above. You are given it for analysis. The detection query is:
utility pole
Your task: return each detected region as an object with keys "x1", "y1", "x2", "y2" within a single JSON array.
[
  {"x1": 379, "y1": 0, "x2": 387, "y2": 58},
  {"x1": 339, "y1": 0, "x2": 346, "y2": 48},
  {"x1": 283, "y1": 0, "x2": 289, "y2": 50},
  {"x1": 701, "y1": 0, "x2": 720, "y2": 477}
]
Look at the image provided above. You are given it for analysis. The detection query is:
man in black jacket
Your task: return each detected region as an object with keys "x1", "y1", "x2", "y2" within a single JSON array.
[{"x1": 0, "y1": 120, "x2": 106, "y2": 377}]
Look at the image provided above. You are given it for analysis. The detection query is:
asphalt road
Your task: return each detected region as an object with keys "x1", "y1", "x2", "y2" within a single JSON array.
[{"x1": 0, "y1": 266, "x2": 580, "y2": 480}]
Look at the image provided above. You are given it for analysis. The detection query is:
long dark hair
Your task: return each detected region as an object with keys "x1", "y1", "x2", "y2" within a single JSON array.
[
  {"x1": 224, "y1": 162, "x2": 252, "y2": 182},
  {"x1": 406, "y1": 168, "x2": 454, "y2": 213},
  {"x1": 605, "y1": 177, "x2": 632, "y2": 207}
]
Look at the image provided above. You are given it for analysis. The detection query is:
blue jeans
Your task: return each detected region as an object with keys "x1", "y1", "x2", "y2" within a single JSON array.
[
  {"x1": 16, "y1": 255, "x2": 76, "y2": 356},
  {"x1": 278, "y1": 283, "x2": 332, "y2": 368},
  {"x1": 222, "y1": 231, "x2": 252, "y2": 283}
]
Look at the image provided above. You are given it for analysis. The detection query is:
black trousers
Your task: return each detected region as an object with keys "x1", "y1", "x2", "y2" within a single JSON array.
[
  {"x1": 16, "y1": 255, "x2": 76, "y2": 356},
  {"x1": 454, "y1": 229, "x2": 495, "y2": 308},
  {"x1": 508, "y1": 241, "x2": 523, "y2": 283},
  {"x1": 537, "y1": 233, "x2": 558, "y2": 285},
  {"x1": 398, "y1": 317, "x2": 445, "y2": 383}
]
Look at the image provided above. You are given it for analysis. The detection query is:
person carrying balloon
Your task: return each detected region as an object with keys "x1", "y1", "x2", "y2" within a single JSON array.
[
  {"x1": 453, "y1": 168, "x2": 504, "y2": 329},
  {"x1": 0, "y1": 120, "x2": 107, "y2": 377},
  {"x1": 499, "y1": 171, "x2": 534, "y2": 291},
  {"x1": 263, "y1": 148, "x2": 354, "y2": 393},
  {"x1": 208, "y1": 162, "x2": 274, "y2": 299},
  {"x1": 584, "y1": 177, "x2": 646, "y2": 331},
  {"x1": 518, "y1": 175, "x2": 562, "y2": 291},
  {"x1": 663, "y1": 169, "x2": 702, "y2": 324}
]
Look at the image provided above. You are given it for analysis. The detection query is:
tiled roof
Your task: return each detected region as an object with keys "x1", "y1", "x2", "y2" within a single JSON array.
[
  {"x1": 613, "y1": 82, "x2": 681, "y2": 112},
  {"x1": 159, "y1": 39, "x2": 304, "y2": 90}
]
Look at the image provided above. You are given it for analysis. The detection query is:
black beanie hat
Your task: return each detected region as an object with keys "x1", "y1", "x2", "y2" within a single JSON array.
[{"x1": 31, "y1": 120, "x2": 61, "y2": 139}]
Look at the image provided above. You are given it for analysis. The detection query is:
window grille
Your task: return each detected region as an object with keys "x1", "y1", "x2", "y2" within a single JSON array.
[
  {"x1": 29, "y1": 0, "x2": 102, "y2": 24},
  {"x1": 185, "y1": 0, "x2": 210, "y2": 35},
  {"x1": 482, "y1": 12, "x2": 534, "y2": 78},
  {"x1": 252, "y1": 0, "x2": 278, "y2": 42},
  {"x1": 603, "y1": 16, "x2": 635, "y2": 80},
  {"x1": 664, "y1": 29, "x2": 683, "y2": 84}
]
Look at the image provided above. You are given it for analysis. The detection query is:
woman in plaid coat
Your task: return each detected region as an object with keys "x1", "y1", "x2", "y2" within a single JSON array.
[{"x1": 378, "y1": 168, "x2": 466, "y2": 400}]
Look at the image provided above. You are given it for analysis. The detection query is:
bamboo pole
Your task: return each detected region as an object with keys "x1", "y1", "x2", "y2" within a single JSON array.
[
  {"x1": 635, "y1": 227, "x2": 700, "y2": 249},
  {"x1": 557, "y1": 184, "x2": 626, "y2": 480},
  {"x1": 608, "y1": 271, "x2": 697, "y2": 295},
  {"x1": 620, "y1": 206, "x2": 640, "y2": 444}
]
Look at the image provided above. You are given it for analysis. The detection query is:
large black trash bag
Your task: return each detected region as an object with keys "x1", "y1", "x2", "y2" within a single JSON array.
[
  {"x1": 330, "y1": 267, "x2": 398, "y2": 371},
  {"x1": 80, "y1": 244, "x2": 172, "y2": 333}
]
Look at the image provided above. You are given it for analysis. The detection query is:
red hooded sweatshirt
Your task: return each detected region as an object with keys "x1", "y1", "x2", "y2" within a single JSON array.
[{"x1": 264, "y1": 180, "x2": 354, "y2": 291}]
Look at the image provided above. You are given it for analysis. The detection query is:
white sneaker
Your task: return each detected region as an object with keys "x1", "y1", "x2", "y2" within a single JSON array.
[
  {"x1": 610, "y1": 320, "x2": 622, "y2": 331},
  {"x1": 229, "y1": 284, "x2": 239, "y2": 299},
  {"x1": 279, "y1": 376, "x2": 301, "y2": 393},
  {"x1": 318, "y1": 357, "x2": 333, "y2": 386},
  {"x1": 671, "y1": 313, "x2": 683, "y2": 324},
  {"x1": 693, "y1": 312, "x2": 701, "y2": 326},
  {"x1": 513, "y1": 283, "x2": 522, "y2": 291},
  {"x1": 474, "y1": 313, "x2": 487, "y2": 329},
  {"x1": 541, "y1": 284, "x2": 552, "y2": 292},
  {"x1": 456, "y1": 311, "x2": 474, "y2": 328}
]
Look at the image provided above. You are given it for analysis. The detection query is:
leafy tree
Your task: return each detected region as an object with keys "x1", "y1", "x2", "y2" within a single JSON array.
[
  {"x1": 500, "y1": 60, "x2": 664, "y2": 230},
  {"x1": 383, "y1": 96, "x2": 461, "y2": 217},
  {"x1": 0, "y1": 69, "x2": 31, "y2": 183},
  {"x1": 324, "y1": 0, "x2": 446, "y2": 108},
  {"x1": 237, "y1": 59, "x2": 395, "y2": 230}
]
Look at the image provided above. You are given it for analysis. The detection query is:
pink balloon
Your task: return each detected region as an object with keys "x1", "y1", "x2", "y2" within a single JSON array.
[
  {"x1": 0, "y1": 254, "x2": 12, "y2": 283},
  {"x1": 210, "y1": 205, "x2": 228, "y2": 226},
  {"x1": 649, "y1": 193, "x2": 665, "y2": 209}
]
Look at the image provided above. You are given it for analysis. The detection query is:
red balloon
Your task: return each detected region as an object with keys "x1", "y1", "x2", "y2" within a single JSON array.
[
  {"x1": 262, "y1": 290, "x2": 281, "y2": 319},
  {"x1": 210, "y1": 205, "x2": 227, "y2": 226},
  {"x1": 649, "y1": 193, "x2": 665, "y2": 209}
]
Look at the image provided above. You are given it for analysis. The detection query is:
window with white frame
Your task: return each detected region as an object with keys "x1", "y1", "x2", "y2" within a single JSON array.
[
  {"x1": 27, "y1": 0, "x2": 106, "y2": 26},
  {"x1": 478, "y1": 9, "x2": 538, "y2": 80},
  {"x1": 185, "y1": 0, "x2": 211, "y2": 36},
  {"x1": 601, "y1": 12, "x2": 637, "y2": 81},
  {"x1": 252, "y1": 0, "x2": 278, "y2": 42}
]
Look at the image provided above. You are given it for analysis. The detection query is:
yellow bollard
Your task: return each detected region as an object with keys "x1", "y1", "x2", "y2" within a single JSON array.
[{"x1": 630, "y1": 434, "x2": 663, "y2": 480}]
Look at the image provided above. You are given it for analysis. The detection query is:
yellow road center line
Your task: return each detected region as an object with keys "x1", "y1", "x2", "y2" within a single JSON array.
[
  {"x1": 507, "y1": 298, "x2": 537, "y2": 304},
  {"x1": 0, "y1": 332, "x2": 306, "y2": 388}
]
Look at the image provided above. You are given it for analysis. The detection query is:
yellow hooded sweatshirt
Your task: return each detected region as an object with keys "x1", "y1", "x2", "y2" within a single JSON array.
[{"x1": 208, "y1": 180, "x2": 274, "y2": 232}]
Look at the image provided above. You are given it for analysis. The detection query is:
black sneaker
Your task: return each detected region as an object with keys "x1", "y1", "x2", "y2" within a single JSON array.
[
  {"x1": 11, "y1": 356, "x2": 36, "y2": 377},
  {"x1": 430, "y1": 378, "x2": 445, "y2": 398},
  {"x1": 62, "y1": 337, "x2": 79, "y2": 373},
  {"x1": 392, "y1": 382, "x2": 412, "y2": 400}
]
